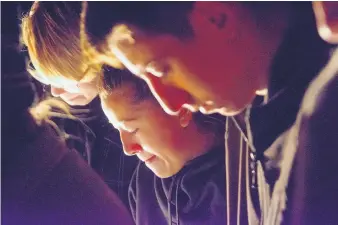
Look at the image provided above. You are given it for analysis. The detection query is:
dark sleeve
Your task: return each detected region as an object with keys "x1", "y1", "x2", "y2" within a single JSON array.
[
  {"x1": 1, "y1": 55, "x2": 134, "y2": 225},
  {"x1": 290, "y1": 57, "x2": 338, "y2": 225},
  {"x1": 2, "y1": 123, "x2": 134, "y2": 225}
]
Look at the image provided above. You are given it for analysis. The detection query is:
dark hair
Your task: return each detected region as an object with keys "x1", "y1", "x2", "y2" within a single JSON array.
[
  {"x1": 99, "y1": 66, "x2": 226, "y2": 135},
  {"x1": 83, "y1": 2, "x2": 304, "y2": 46},
  {"x1": 83, "y1": 2, "x2": 194, "y2": 48},
  {"x1": 99, "y1": 66, "x2": 153, "y2": 103}
]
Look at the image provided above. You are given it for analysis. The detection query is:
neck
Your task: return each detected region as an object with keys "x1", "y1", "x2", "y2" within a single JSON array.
[
  {"x1": 267, "y1": 3, "x2": 331, "y2": 97},
  {"x1": 256, "y1": 12, "x2": 292, "y2": 93},
  {"x1": 185, "y1": 125, "x2": 221, "y2": 161}
]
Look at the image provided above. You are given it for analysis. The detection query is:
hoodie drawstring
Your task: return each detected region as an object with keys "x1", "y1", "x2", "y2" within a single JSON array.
[
  {"x1": 175, "y1": 176, "x2": 182, "y2": 225},
  {"x1": 167, "y1": 174, "x2": 183, "y2": 225},
  {"x1": 168, "y1": 175, "x2": 177, "y2": 225}
]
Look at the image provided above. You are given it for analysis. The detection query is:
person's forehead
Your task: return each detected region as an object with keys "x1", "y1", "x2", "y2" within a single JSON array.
[
  {"x1": 103, "y1": 91, "x2": 139, "y2": 119},
  {"x1": 104, "y1": 24, "x2": 162, "y2": 77}
]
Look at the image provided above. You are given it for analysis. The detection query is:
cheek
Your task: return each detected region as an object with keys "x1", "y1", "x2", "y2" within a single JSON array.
[
  {"x1": 138, "y1": 130, "x2": 171, "y2": 151},
  {"x1": 78, "y1": 84, "x2": 98, "y2": 97},
  {"x1": 175, "y1": 41, "x2": 256, "y2": 109},
  {"x1": 147, "y1": 76, "x2": 193, "y2": 114},
  {"x1": 139, "y1": 122, "x2": 179, "y2": 154},
  {"x1": 171, "y1": 55, "x2": 220, "y2": 103}
]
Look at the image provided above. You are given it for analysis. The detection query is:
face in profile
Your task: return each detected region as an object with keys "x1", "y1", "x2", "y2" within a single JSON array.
[
  {"x1": 87, "y1": 2, "x2": 277, "y2": 116},
  {"x1": 101, "y1": 83, "x2": 199, "y2": 178},
  {"x1": 32, "y1": 70, "x2": 99, "y2": 106}
]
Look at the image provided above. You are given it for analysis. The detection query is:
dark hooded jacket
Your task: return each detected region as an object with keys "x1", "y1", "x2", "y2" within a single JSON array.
[
  {"x1": 285, "y1": 47, "x2": 338, "y2": 225},
  {"x1": 223, "y1": 3, "x2": 337, "y2": 225},
  {"x1": 128, "y1": 143, "x2": 226, "y2": 225}
]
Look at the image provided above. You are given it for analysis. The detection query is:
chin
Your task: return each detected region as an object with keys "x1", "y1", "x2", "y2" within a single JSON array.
[
  {"x1": 217, "y1": 107, "x2": 245, "y2": 116},
  {"x1": 64, "y1": 97, "x2": 95, "y2": 106},
  {"x1": 69, "y1": 101, "x2": 91, "y2": 106},
  {"x1": 199, "y1": 105, "x2": 244, "y2": 117},
  {"x1": 151, "y1": 169, "x2": 173, "y2": 178},
  {"x1": 155, "y1": 173, "x2": 172, "y2": 179},
  {"x1": 215, "y1": 95, "x2": 256, "y2": 116}
]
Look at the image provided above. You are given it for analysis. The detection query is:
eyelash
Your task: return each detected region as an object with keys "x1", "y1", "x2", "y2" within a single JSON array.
[
  {"x1": 145, "y1": 60, "x2": 170, "y2": 79},
  {"x1": 112, "y1": 121, "x2": 138, "y2": 135},
  {"x1": 122, "y1": 125, "x2": 139, "y2": 134},
  {"x1": 130, "y1": 128, "x2": 139, "y2": 134}
]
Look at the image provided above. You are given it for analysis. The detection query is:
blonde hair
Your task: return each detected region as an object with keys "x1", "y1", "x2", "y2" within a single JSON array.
[
  {"x1": 21, "y1": 1, "x2": 98, "y2": 82},
  {"x1": 30, "y1": 97, "x2": 73, "y2": 123}
]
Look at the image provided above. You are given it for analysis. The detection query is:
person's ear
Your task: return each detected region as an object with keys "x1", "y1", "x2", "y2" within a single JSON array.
[
  {"x1": 313, "y1": 1, "x2": 338, "y2": 44},
  {"x1": 188, "y1": 2, "x2": 241, "y2": 40},
  {"x1": 178, "y1": 108, "x2": 193, "y2": 128}
]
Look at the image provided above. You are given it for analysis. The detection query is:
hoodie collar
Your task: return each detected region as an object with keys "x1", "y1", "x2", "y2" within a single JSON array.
[
  {"x1": 157, "y1": 143, "x2": 225, "y2": 210},
  {"x1": 248, "y1": 5, "x2": 333, "y2": 156}
]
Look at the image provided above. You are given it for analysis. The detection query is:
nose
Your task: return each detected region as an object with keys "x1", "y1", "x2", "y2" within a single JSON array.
[
  {"x1": 120, "y1": 131, "x2": 142, "y2": 156},
  {"x1": 145, "y1": 75, "x2": 193, "y2": 115},
  {"x1": 51, "y1": 86, "x2": 66, "y2": 97}
]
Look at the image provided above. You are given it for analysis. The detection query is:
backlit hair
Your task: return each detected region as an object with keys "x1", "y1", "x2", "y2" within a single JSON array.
[
  {"x1": 79, "y1": 1, "x2": 194, "y2": 70},
  {"x1": 79, "y1": 1, "x2": 297, "y2": 70},
  {"x1": 21, "y1": 1, "x2": 99, "y2": 82}
]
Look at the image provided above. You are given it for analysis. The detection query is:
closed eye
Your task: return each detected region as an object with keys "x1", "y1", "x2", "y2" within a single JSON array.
[
  {"x1": 118, "y1": 123, "x2": 139, "y2": 134},
  {"x1": 127, "y1": 128, "x2": 139, "y2": 134},
  {"x1": 145, "y1": 60, "x2": 170, "y2": 78}
]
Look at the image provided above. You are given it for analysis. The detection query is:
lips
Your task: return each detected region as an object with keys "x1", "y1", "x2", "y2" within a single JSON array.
[
  {"x1": 60, "y1": 94, "x2": 81, "y2": 102},
  {"x1": 144, "y1": 155, "x2": 156, "y2": 164},
  {"x1": 138, "y1": 154, "x2": 156, "y2": 163}
]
